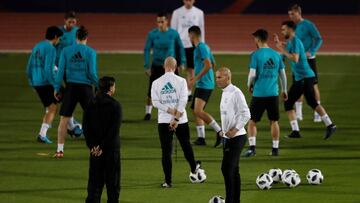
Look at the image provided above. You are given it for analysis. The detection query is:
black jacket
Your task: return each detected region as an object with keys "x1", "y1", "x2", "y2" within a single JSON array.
[{"x1": 83, "y1": 92, "x2": 122, "y2": 151}]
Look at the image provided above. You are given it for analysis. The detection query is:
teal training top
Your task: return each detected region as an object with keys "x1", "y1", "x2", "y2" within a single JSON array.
[
  {"x1": 26, "y1": 40, "x2": 57, "y2": 87},
  {"x1": 54, "y1": 44, "x2": 98, "y2": 92},
  {"x1": 194, "y1": 42, "x2": 215, "y2": 90},
  {"x1": 285, "y1": 36, "x2": 315, "y2": 81},
  {"x1": 249, "y1": 47, "x2": 285, "y2": 97},
  {"x1": 295, "y1": 19, "x2": 323, "y2": 57},
  {"x1": 55, "y1": 26, "x2": 78, "y2": 66},
  {"x1": 144, "y1": 28, "x2": 186, "y2": 69}
]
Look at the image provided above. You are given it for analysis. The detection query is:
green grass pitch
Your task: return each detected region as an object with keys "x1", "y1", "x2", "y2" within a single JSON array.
[{"x1": 0, "y1": 53, "x2": 359, "y2": 203}]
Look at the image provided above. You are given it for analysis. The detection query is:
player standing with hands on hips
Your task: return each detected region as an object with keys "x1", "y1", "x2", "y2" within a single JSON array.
[{"x1": 216, "y1": 67, "x2": 250, "y2": 203}]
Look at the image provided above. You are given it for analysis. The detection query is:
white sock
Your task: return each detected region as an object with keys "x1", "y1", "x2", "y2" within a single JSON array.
[
  {"x1": 209, "y1": 120, "x2": 222, "y2": 133},
  {"x1": 273, "y1": 140, "x2": 279, "y2": 148},
  {"x1": 57, "y1": 144, "x2": 64, "y2": 152},
  {"x1": 196, "y1": 125, "x2": 205, "y2": 138},
  {"x1": 145, "y1": 105, "x2": 152, "y2": 114},
  {"x1": 39, "y1": 123, "x2": 50, "y2": 137},
  {"x1": 248, "y1": 137, "x2": 256, "y2": 146},
  {"x1": 321, "y1": 114, "x2": 333, "y2": 127},
  {"x1": 295, "y1": 102, "x2": 303, "y2": 117},
  {"x1": 314, "y1": 101, "x2": 321, "y2": 117},
  {"x1": 67, "y1": 117, "x2": 76, "y2": 130},
  {"x1": 188, "y1": 89, "x2": 192, "y2": 96},
  {"x1": 290, "y1": 120, "x2": 300, "y2": 131}
]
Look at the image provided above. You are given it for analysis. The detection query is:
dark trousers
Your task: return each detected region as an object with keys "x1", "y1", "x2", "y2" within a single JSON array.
[
  {"x1": 221, "y1": 135, "x2": 247, "y2": 203},
  {"x1": 158, "y1": 123, "x2": 196, "y2": 184},
  {"x1": 86, "y1": 150, "x2": 121, "y2": 203}
]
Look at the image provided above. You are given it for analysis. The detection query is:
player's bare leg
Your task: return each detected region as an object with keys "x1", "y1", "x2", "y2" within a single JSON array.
[
  {"x1": 313, "y1": 84, "x2": 322, "y2": 122},
  {"x1": 54, "y1": 116, "x2": 70, "y2": 158},
  {"x1": 270, "y1": 121, "x2": 280, "y2": 156},
  {"x1": 295, "y1": 95, "x2": 304, "y2": 121},
  {"x1": 192, "y1": 98, "x2": 221, "y2": 146},
  {"x1": 286, "y1": 110, "x2": 301, "y2": 138},
  {"x1": 37, "y1": 103, "x2": 57, "y2": 144},
  {"x1": 244, "y1": 120, "x2": 257, "y2": 157}
]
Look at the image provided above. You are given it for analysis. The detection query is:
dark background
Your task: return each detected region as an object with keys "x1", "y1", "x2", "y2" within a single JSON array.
[{"x1": 0, "y1": 0, "x2": 359, "y2": 14}]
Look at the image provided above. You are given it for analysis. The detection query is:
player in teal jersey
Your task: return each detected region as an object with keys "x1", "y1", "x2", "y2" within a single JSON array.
[
  {"x1": 288, "y1": 4, "x2": 323, "y2": 122},
  {"x1": 26, "y1": 26, "x2": 63, "y2": 144},
  {"x1": 243, "y1": 29, "x2": 288, "y2": 157},
  {"x1": 188, "y1": 25, "x2": 222, "y2": 146},
  {"x1": 143, "y1": 12, "x2": 186, "y2": 121},
  {"x1": 275, "y1": 21, "x2": 336, "y2": 140},
  {"x1": 56, "y1": 11, "x2": 82, "y2": 137},
  {"x1": 53, "y1": 26, "x2": 99, "y2": 158},
  {"x1": 55, "y1": 11, "x2": 79, "y2": 66}
]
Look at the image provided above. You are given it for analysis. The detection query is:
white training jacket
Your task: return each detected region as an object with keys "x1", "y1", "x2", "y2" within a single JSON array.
[
  {"x1": 151, "y1": 72, "x2": 188, "y2": 124},
  {"x1": 171, "y1": 5, "x2": 205, "y2": 48},
  {"x1": 220, "y1": 84, "x2": 251, "y2": 139}
]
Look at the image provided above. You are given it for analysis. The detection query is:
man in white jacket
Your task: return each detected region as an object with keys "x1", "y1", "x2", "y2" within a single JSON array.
[
  {"x1": 151, "y1": 57, "x2": 205, "y2": 188},
  {"x1": 216, "y1": 67, "x2": 250, "y2": 203},
  {"x1": 171, "y1": 0, "x2": 205, "y2": 101}
]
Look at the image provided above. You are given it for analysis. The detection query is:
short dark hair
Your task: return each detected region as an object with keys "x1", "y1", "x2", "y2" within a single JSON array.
[
  {"x1": 188, "y1": 25, "x2": 201, "y2": 36},
  {"x1": 65, "y1": 11, "x2": 76, "y2": 19},
  {"x1": 99, "y1": 76, "x2": 116, "y2": 93},
  {"x1": 288, "y1": 4, "x2": 302, "y2": 14},
  {"x1": 76, "y1": 26, "x2": 88, "y2": 40},
  {"x1": 45, "y1": 26, "x2": 63, "y2": 40},
  {"x1": 157, "y1": 12, "x2": 168, "y2": 19},
  {"x1": 252, "y1": 29, "x2": 268, "y2": 42},
  {"x1": 282, "y1": 20, "x2": 297, "y2": 30}
]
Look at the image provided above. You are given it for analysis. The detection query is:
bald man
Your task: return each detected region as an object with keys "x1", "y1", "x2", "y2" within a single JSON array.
[
  {"x1": 151, "y1": 57, "x2": 205, "y2": 188},
  {"x1": 216, "y1": 67, "x2": 250, "y2": 203}
]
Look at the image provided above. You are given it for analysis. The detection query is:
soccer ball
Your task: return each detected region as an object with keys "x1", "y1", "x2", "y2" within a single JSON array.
[
  {"x1": 281, "y1": 169, "x2": 296, "y2": 181},
  {"x1": 282, "y1": 172, "x2": 301, "y2": 188},
  {"x1": 268, "y1": 168, "x2": 282, "y2": 183},
  {"x1": 256, "y1": 173, "x2": 273, "y2": 190},
  {"x1": 307, "y1": 169, "x2": 324, "y2": 185},
  {"x1": 189, "y1": 168, "x2": 207, "y2": 183},
  {"x1": 208, "y1": 195, "x2": 225, "y2": 203}
]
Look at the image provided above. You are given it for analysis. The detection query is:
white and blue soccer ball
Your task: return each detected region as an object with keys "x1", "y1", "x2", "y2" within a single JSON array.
[
  {"x1": 281, "y1": 169, "x2": 297, "y2": 181},
  {"x1": 307, "y1": 169, "x2": 324, "y2": 185},
  {"x1": 268, "y1": 168, "x2": 282, "y2": 183},
  {"x1": 256, "y1": 173, "x2": 273, "y2": 190},
  {"x1": 189, "y1": 168, "x2": 207, "y2": 183},
  {"x1": 282, "y1": 172, "x2": 301, "y2": 188},
  {"x1": 208, "y1": 195, "x2": 225, "y2": 203}
]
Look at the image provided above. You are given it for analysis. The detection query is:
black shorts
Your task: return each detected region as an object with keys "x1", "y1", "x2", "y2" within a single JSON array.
[
  {"x1": 59, "y1": 83, "x2": 94, "y2": 117},
  {"x1": 308, "y1": 58, "x2": 318, "y2": 84},
  {"x1": 147, "y1": 65, "x2": 165, "y2": 97},
  {"x1": 185, "y1": 47, "x2": 195, "y2": 69},
  {"x1": 190, "y1": 88, "x2": 212, "y2": 109},
  {"x1": 147, "y1": 64, "x2": 179, "y2": 97},
  {"x1": 284, "y1": 77, "x2": 319, "y2": 111},
  {"x1": 250, "y1": 96, "x2": 279, "y2": 122},
  {"x1": 34, "y1": 85, "x2": 63, "y2": 107}
]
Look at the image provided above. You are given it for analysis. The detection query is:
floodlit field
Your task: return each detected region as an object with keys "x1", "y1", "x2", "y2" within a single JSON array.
[{"x1": 0, "y1": 53, "x2": 359, "y2": 203}]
